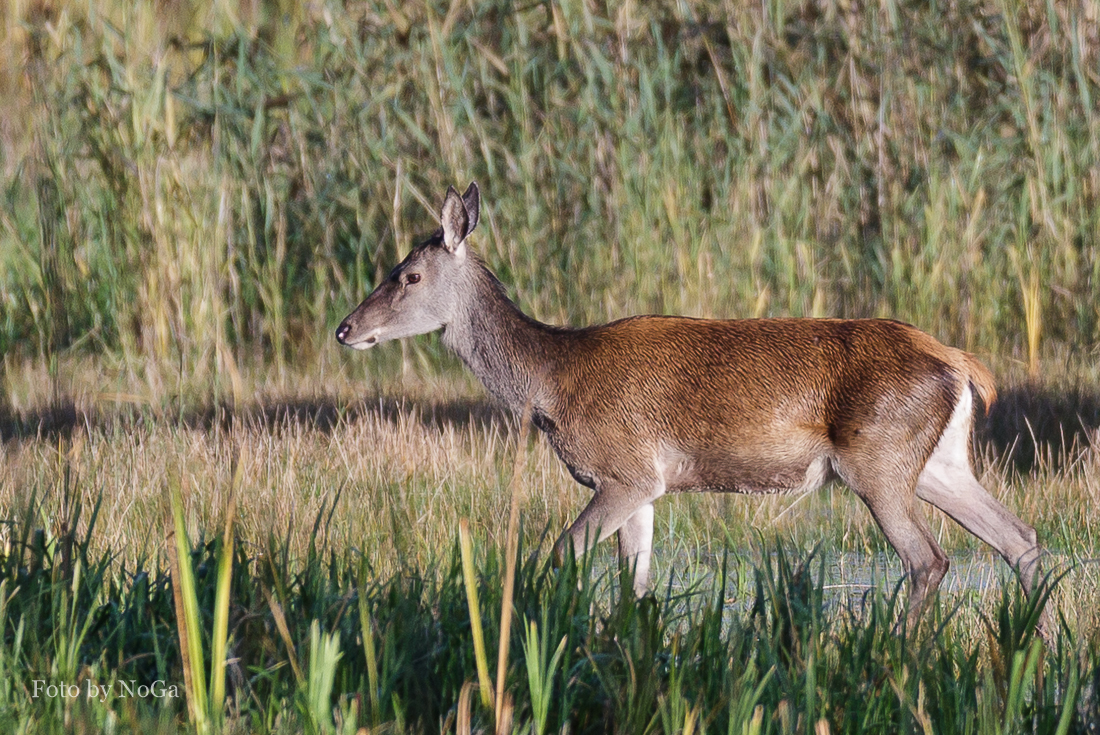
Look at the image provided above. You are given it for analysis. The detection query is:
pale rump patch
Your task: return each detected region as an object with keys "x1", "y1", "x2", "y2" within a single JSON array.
[{"x1": 917, "y1": 385, "x2": 974, "y2": 489}]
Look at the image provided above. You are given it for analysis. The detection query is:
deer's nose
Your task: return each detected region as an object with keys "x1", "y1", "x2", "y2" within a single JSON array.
[{"x1": 335, "y1": 322, "x2": 351, "y2": 344}]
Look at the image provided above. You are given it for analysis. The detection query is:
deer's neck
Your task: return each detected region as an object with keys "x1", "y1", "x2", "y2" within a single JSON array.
[{"x1": 442, "y1": 262, "x2": 562, "y2": 413}]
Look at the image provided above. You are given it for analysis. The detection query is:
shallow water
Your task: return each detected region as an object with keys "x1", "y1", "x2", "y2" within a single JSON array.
[
  {"x1": 635, "y1": 548, "x2": 1015, "y2": 612},
  {"x1": 826, "y1": 551, "x2": 1007, "y2": 593}
]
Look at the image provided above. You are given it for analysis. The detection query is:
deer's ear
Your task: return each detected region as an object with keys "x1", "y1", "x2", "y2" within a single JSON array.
[
  {"x1": 461, "y1": 182, "x2": 479, "y2": 234},
  {"x1": 440, "y1": 186, "x2": 470, "y2": 256}
]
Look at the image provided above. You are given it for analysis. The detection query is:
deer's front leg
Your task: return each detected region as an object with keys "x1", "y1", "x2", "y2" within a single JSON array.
[
  {"x1": 554, "y1": 479, "x2": 661, "y2": 595},
  {"x1": 617, "y1": 504, "x2": 655, "y2": 595}
]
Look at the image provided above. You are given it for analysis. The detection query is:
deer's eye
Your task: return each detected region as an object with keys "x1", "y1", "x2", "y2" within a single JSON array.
[{"x1": 406, "y1": 273, "x2": 421, "y2": 285}]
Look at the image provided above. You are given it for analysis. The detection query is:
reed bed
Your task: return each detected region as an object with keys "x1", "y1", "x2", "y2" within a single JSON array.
[{"x1": 1, "y1": 0, "x2": 1099, "y2": 396}]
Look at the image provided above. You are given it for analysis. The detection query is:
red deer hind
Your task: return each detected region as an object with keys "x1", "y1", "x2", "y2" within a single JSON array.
[{"x1": 336, "y1": 183, "x2": 1046, "y2": 631}]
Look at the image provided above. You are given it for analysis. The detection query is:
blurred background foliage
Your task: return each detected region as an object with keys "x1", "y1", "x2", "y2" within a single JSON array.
[{"x1": 1, "y1": 0, "x2": 1098, "y2": 399}]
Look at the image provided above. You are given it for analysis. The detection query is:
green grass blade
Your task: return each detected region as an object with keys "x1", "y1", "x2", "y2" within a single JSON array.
[
  {"x1": 357, "y1": 588, "x2": 382, "y2": 726},
  {"x1": 168, "y1": 479, "x2": 209, "y2": 731},
  {"x1": 208, "y1": 453, "x2": 239, "y2": 725}
]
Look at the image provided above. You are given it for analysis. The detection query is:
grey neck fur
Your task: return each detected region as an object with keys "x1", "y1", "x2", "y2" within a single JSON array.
[{"x1": 441, "y1": 259, "x2": 560, "y2": 413}]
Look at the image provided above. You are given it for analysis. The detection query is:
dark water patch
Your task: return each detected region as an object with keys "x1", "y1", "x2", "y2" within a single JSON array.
[{"x1": 983, "y1": 383, "x2": 1100, "y2": 472}]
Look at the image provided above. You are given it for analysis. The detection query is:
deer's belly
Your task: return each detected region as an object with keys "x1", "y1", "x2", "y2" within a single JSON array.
[{"x1": 663, "y1": 442, "x2": 835, "y2": 496}]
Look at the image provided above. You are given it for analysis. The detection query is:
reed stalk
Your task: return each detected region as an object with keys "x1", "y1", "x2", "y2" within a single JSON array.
[{"x1": 459, "y1": 518, "x2": 493, "y2": 710}]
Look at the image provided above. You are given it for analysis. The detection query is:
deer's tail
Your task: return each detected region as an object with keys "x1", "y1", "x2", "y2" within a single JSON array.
[{"x1": 963, "y1": 353, "x2": 997, "y2": 416}]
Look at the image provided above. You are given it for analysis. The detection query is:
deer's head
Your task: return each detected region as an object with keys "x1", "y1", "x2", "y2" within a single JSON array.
[{"x1": 336, "y1": 183, "x2": 480, "y2": 350}]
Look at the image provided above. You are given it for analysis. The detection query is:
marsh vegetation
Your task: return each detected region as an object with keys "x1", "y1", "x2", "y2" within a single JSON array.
[{"x1": 1, "y1": 0, "x2": 1099, "y2": 731}]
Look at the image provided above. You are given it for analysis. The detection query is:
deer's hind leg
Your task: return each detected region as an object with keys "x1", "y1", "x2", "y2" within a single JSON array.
[
  {"x1": 916, "y1": 387, "x2": 1044, "y2": 596},
  {"x1": 840, "y1": 464, "x2": 950, "y2": 630},
  {"x1": 832, "y1": 410, "x2": 951, "y2": 631}
]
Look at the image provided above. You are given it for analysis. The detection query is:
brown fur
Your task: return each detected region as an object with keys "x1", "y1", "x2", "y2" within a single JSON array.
[{"x1": 536, "y1": 317, "x2": 960, "y2": 498}]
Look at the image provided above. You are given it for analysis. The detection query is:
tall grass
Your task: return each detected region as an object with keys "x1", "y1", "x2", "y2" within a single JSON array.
[
  {"x1": 1, "y1": 0, "x2": 1099, "y2": 403},
  {"x1": 0, "y1": 476, "x2": 1095, "y2": 733}
]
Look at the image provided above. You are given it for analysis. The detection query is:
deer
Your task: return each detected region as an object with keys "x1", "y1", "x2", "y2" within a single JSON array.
[{"x1": 336, "y1": 182, "x2": 1048, "y2": 633}]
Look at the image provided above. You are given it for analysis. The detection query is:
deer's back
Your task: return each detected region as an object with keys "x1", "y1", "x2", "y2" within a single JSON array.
[{"x1": 537, "y1": 316, "x2": 967, "y2": 494}]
